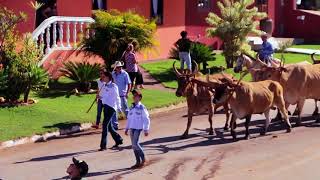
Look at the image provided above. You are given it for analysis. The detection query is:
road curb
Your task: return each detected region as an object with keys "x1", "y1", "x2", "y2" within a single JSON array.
[{"x1": 0, "y1": 102, "x2": 187, "y2": 150}]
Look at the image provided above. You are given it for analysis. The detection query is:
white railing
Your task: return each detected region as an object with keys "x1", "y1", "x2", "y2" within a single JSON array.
[{"x1": 32, "y1": 16, "x2": 95, "y2": 58}]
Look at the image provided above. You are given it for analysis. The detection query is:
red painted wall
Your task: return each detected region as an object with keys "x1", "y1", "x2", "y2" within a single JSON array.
[
  {"x1": 0, "y1": 0, "x2": 36, "y2": 34},
  {"x1": 107, "y1": 0, "x2": 151, "y2": 18},
  {"x1": 57, "y1": 0, "x2": 92, "y2": 17}
]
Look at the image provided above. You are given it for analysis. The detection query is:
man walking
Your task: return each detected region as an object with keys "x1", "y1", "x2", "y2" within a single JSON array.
[
  {"x1": 112, "y1": 61, "x2": 132, "y2": 129},
  {"x1": 175, "y1": 31, "x2": 192, "y2": 71}
]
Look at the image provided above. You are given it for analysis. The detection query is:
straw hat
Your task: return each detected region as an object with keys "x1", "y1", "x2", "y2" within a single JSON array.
[{"x1": 112, "y1": 61, "x2": 124, "y2": 68}]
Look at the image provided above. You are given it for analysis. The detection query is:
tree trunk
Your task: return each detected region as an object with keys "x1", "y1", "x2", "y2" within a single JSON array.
[
  {"x1": 225, "y1": 56, "x2": 234, "y2": 68},
  {"x1": 23, "y1": 86, "x2": 30, "y2": 103}
]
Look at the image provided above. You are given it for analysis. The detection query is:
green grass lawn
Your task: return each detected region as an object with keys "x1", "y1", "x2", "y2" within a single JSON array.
[
  {"x1": 291, "y1": 44, "x2": 320, "y2": 50},
  {"x1": 0, "y1": 80, "x2": 183, "y2": 142},
  {"x1": 141, "y1": 53, "x2": 312, "y2": 89}
]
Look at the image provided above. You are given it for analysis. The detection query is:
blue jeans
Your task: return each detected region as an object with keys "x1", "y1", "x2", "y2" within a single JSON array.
[
  {"x1": 179, "y1": 52, "x2": 192, "y2": 70},
  {"x1": 100, "y1": 104, "x2": 123, "y2": 149},
  {"x1": 111, "y1": 96, "x2": 129, "y2": 129},
  {"x1": 130, "y1": 129, "x2": 145, "y2": 164},
  {"x1": 96, "y1": 99, "x2": 103, "y2": 125}
]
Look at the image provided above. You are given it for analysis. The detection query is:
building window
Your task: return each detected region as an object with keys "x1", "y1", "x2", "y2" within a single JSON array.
[
  {"x1": 93, "y1": 0, "x2": 106, "y2": 10},
  {"x1": 256, "y1": 0, "x2": 268, "y2": 12},
  {"x1": 151, "y1": 0, "x2": 164, "y2": 25},
  {"x1": 197, "y1": 0, "x2": 211, "y2": 11}
]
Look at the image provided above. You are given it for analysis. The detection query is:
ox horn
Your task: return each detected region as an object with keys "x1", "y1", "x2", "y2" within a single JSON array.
[
  {"x1": 190, "y1": 61, "x2": 199, "y2": 76},
  {"x1": 173, "y1": 61, "x2": 182, "y2": 77},
  {"x1": 311, "y1": 53, "x2": 320, "y2": 64}
]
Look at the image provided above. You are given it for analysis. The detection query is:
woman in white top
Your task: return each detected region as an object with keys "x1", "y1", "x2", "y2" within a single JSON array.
[
  {"x1": 92, "y1": 69, "x2": 106, "y2": 129},
  {"x1": 125, "y1": 90, "x2": 150, "y2": 169},
  {"x1": 98, "y1": 71, "x2": 123, "y2": 151}
]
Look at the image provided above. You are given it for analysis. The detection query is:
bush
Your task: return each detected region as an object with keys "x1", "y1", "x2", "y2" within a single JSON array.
[
  {"x1": 60, "y1": 61, "x2": 102, "y2": 92},
  {"x1": 169, "y1": 42, "x2": 216, "y2": 73},
  {"x1": 81, "y1": 10, "x2": 157, "y2": 70}
]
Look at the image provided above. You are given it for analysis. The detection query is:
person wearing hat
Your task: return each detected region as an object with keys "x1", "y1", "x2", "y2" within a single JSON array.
[
  {"x1": 125, "y1": 90, "x2": 150, "y2": 169},
  {"x1": 99, "y1": 71, "x2": 123, "y2": 150},
  {"x1": 259, "y1": 32, "x2": 274, "y2": 66},
  {"x1": 111, "y1": 61, "x2": 132, "y2": 130},
  {"x1": 66, "y1": 157, "x2": 89, "y2": 180}
]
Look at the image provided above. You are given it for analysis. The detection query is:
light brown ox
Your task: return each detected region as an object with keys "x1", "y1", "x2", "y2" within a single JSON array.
[
  {"x1": 254, "y1": 64, "x2": 320, "y2": 125},
  {"x1": 173, "y1": 62, "x2": 231, "y2": 139},
  {"x1": 205, "y1": 75, "x2": 292, "y2": 140}
]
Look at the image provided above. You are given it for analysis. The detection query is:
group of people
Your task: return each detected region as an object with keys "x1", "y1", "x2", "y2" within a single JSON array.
[
  {"x1": 66, "y1": 44, "x2": 150, "y2": 180},
  {"x1": 66, "y1": 31, "x2": 276, "y2": 179}
]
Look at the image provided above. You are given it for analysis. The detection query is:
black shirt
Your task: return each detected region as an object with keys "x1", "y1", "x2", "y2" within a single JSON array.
[{"x1": 175, "y1": 38, "x2": 192, "y2": 52}]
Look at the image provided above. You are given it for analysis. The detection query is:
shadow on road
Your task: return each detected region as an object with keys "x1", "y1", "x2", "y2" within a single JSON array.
[{"x1": 14, "y1": 149, "x2": 99, "y2": 164}]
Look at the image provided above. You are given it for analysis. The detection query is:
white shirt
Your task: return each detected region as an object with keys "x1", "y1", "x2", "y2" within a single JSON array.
[
  {"x1": 125, "y1": 102, "x2": 150, "y2": 132},
  {"x1": 101, "y1": 81, "x2": 121, "y2": 111},
  {"x1": 97, "y1": 79, "x2": 105, "y2": 99}
]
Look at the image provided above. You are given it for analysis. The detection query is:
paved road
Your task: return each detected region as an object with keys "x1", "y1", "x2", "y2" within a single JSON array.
[{"x1": 1, "y1": 100, "x2": 320, "y2": 180}]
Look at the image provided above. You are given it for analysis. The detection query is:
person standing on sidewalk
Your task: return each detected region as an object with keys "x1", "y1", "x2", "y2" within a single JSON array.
[
  {"x1": 125, "y1": 90, "x2": 150, "y2": 169},
  {"x1": 92, "y1": 69, "x2": 106, "y2": 129},
  {"x1": 175, "y1": 31, "x2": 192, "y2": 71},
  {"x1": 99, "y1": 71, "x2": 123, "y2": 151},
  {"x1": 112, "y1": 61, "x2": 132, "y2": 129}
]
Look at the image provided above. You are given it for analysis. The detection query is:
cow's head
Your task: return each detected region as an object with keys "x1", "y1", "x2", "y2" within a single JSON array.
[
  {"x1": 173, "y1": 61, "x2": 198, "y2": 97},
  {"x1": 206, "y1": 73, "x2": 237, "y2": 105},
  {"x1": 234, "y1": 54, "x2": 246, "y2": 73}
]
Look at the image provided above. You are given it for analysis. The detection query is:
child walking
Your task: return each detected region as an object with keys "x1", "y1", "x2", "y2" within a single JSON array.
[{"x1": 125, "y1": 90, "x2": 150, "y2": 169}]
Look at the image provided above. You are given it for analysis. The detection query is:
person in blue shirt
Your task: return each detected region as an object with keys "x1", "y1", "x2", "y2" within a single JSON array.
[
  {"x1": 259, "y1": 33, "x2": 274, "y2": 66},
  {"x1": 112, "y1": 61, "x2": 132, "y2": 130},
  {"x1": 125, "y1": 90, "x2": 150, "y2": 169}
]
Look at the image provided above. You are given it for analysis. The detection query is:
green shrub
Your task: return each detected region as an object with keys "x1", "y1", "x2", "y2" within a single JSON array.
[
  {"x1": 60, "y1": 61, "x2": 102, "y2": 92},
  {"x1": 81, "y1": 10, "x2": 157, "y2": 70},
  {"x1": 169, "y1": 42, "x2": 216, "y2": 73}
]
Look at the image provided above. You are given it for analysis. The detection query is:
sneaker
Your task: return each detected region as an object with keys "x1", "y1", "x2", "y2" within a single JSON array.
[
  {"x1": 99, "y1": 148, "x2": 106, "y2": 151},
  {"x1": 111, "y1": 140, "x2": 123, "y2": 148}
]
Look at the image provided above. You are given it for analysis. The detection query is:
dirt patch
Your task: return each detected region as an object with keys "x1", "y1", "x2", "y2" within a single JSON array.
[
  {"x1": 164, "y1": 158, "x2": 192, "y2": 180},
  {"x1": 195, "y1": 158, "x2": 208, "y2": 172},
  {"x1": 201, "y1": 152, "x2": 226, "y2": 180},
  {"x1": 109, "y1": 157, "x2": 163, "y2": 180}
]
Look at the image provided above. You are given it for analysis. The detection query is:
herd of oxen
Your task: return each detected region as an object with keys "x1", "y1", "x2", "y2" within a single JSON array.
[{"x1": 173, "y1": 52, "x2": 320, "y2": 140}]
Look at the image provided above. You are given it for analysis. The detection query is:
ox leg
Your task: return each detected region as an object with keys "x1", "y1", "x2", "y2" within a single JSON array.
[
  {"x1": 278, "y1": 107, "x2": 292, "y2": 133},
  {"x1": 230, "y1": 114, "x2": 237, "y2": 141},
  {"x1": 296, "y1": 100, "x2": 305, "y2": 126},
  {"x1": 244, "y1": 115, "x2": 252, "y2": 140},
  {"x1": 312, "y1": 99, "x2": 319, "y2": 116},
  {"x1": 223, "y1": 104, "x2": 230, "y2": 131},
  {"x1": 261, "y1": 110, "x2": 271, "y2": 136},
  {"x1": 181, "y1": 112, "x2": 193, "y2": 139},
  {"x1": 293, "y1": 106, "x2": 299, "y2": 116},
  {"x1": 208, "y1": 109, "x2": 214, "y2": 136},
  {"x1": 272, "y1": 109, "x2": 282, "y2": 122}
]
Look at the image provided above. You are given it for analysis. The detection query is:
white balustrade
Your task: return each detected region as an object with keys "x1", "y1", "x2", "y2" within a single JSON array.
[
  {"x1": 73, "y1": 22, "x2": 77, "y2": 47},
  {"x1": 45, "y1": 25, "x2": 51, "y2": 54},
  {"x1": 52, "y1": 22, "x2": 57, "y2": 48},
  {"x1": 59, "y1": 22, "x2": 64, "y2": 47},
  {"x1": 32, "y1": 16, "x2": 95, "y2": 58}
]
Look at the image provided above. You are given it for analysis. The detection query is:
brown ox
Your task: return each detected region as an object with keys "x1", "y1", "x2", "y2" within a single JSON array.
[
  {"x1": 255, "y1": 64, "x2": 320, "y2": 125},
  {"x1": 173, "y1": 62, "x2": 231, "y2": 139},
  {"x1": 206, "y1": 76, "x2": 292, "y2": 140}
]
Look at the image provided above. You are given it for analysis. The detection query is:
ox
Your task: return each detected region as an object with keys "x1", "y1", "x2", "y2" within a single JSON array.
[
  {"x1": 206, "y1": 75, "x2": 292, "y2": 140},
  {"x1": 255, "y1": 64, "x2": 320, "y2": 125},
  {"x1": 173, "y1": 62, "x2": 231, "y2": 139}
]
